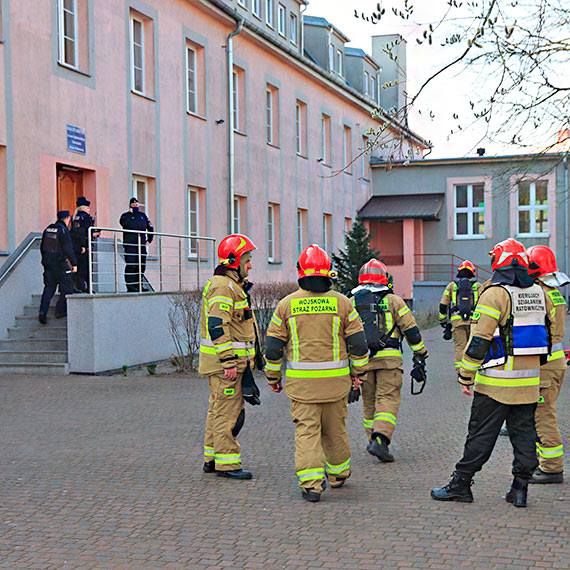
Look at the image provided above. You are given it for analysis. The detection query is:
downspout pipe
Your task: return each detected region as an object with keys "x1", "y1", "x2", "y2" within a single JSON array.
[{"x1": 227, "y1": 17, "x2": 244, "y2": 234}]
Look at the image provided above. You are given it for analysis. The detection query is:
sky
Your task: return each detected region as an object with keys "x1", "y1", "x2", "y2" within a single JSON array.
[{"x1": 303, "y1": 0, "x2": 526, "y2": 158}]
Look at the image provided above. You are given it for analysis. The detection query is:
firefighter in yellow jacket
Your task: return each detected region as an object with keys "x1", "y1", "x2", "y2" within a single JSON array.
[
  {"x1": 264, "y1": 245, "x2": 369, "y2": 502},
  {"x1": 439, "y1": 260, "x2": 482, "y2": 371},
  {"x1": 199, "y1": 234, "x2": 259, "y2": 480},
  {"x1": 431, "y1": 239, "x2": 553, "y2": 507},
  {"x1": 527, "y1": 245, "x2": 567, "y2": 484},
  {"x1": 352, "y1": 259, "x2": 428, "y2": 462}
]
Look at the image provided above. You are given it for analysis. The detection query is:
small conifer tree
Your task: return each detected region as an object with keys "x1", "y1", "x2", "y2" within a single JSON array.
[{"x1": 332, "y1": 219, "x2": 382, "y2": 294}]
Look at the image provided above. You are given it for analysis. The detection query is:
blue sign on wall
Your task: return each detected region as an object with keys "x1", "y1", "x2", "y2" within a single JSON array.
[{"x1": 67, "y1": 125, "x2": 86, "y2": 154}]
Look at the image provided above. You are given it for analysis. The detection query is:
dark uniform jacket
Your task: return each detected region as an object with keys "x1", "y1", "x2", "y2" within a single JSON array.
[
  {"x1": 119, "y1": 211, "x2": 154, "y2": 245},
  {"x1": 40, "y1": 220, "x2": 77, "y2": 267},
  {"x1": 71, "y1": 210, "x2": 95, "y2": 250}
]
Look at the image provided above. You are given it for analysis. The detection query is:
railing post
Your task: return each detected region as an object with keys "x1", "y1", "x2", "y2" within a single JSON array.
[
  {"x1": 88, "y1": 228, "x2": 94, "y2": 295},
  {"x1": 159, "y1": 236, "x2": 163, "y2": 292},
  {"x1": 179, "y1": 238, "x2": 183, "y2": 291},
  {"x1": 114, "y1": 233, "x2": 119, "y2": 293},
  {"x1": 138, "y1": 233, "x2": 143, "y2": 293},
  {"x1": 196, "y1": 238, "x2": 200, "y2": 290}
]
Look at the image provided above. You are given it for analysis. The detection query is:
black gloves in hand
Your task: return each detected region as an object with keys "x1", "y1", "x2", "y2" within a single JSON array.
[
  {"x1": 347, "y1": 386, "x2": 361, "y2": 404},
  {"x1": 241, "y1": 364, "x2": 261, "y2": 406},
  {"x1": 442, "y1": 323, "x2": 453, "y2": 340}
]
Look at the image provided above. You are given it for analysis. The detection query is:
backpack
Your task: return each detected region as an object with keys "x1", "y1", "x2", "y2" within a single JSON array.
[
  {"x1": 353, "y1": 289, "x2": 397, "y2": 353},
  {"x1": 454, "y1": 278, "x2": 476, "y2": 321}
]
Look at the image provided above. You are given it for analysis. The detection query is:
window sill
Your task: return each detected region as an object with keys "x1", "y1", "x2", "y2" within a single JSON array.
[
  {"x1": 268, "y1": 260, "x2": 282, "y2": 265},
  {"x1": 322, "y1": 163, "x2": 332, "y2": 169},
  {"x1": 267, "y1": 23, "x2": 275, "y2": 30},
  {"x1": 343, "y1": 171, "x2": 353, "y2": 176},
  {"x1": 187, "y1": 257, "x2": 210, "y2": 262},
  {"x1": 267, "y1": 142, "x2": 280, "y2": 150},
  {"x1": 57, "y1": 61, "x2": 91, "y2": 77},
  {"x1": 187, "y1": 111, "x2": 207, "y2": 122},
  {"x1": 278, "y1": 31, "x2": 287, "y2": 39},
  {"x1": 234, "y1": 129, "x2": 247, "y2": 137},
  {"x1": 291, "y1": 40, "x2": 298, "y2": 47},
  {"x1": 297, "y1": 153, "x2": 308, "y2": 159},
  {"x1": 516, "y1": 233, "x2": 550, "y2": 239},
  {"x1": 238, "y1": 3, "x2": 248, "y2": 10},
  {"x1": 131, "y1": 90, "x2": 156, "y2": 102},
  {"x1": 253, "y1": 13, "x2": 262, "y2": 21},
  {"x1": 453, "y1": 235, "x2": 487, "y2": 240}
]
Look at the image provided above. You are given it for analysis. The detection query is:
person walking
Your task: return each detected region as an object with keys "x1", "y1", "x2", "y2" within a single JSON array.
[
  {"x1": 70, "y1": 197, "x2": 97, "y2": 292},
  {"x1": 38, "y1": 211, "x2": 77, "y2": 324},
  {"x1": 352, "y1": 259, "x2": 428, "y2": 462},
  {"x1": 199, "y1": 234, "x2": 259, "y2": 480},
  {"x1": 527, "y1": 245, "x2": 568, "y2": 484},
  {"x1": 119, "y1": 197, "x2": 154, "y2": 292},
  {"x1": 264, "y1": 245, "x2": 369, "y2": 502},
  {"x1": 431, "y1": 239, "x2": 552, "y2": 508}
]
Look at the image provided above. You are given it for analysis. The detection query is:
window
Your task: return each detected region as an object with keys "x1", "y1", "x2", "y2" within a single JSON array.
[
  {"x1": 266, "y1": 0, "x2": 274, "y2": 27},
  {"x1": 238, "y1": 0, "x2": 247, "y2": 7},
  {"x1": 132, "y1": 176, "x2": 148, "y2": 213},
  {"x1": 58, "y1": 0, "x2": 78, "y2": 67},
  {"x1": 321, "y1": 114, "x2": 331, "y2": 165},
  {"x1": 265, "y1": 84, "x2": 279, "y2": 145},
  {"x1": 233, "y1": 197, "x2": 241, "y2": 234},
  {"x1": 454, "y1": 184, "x2": 485, "y2": 238},
  {"x1": 233, "y1": 70, "x2": 239, "y2": 131},
  {"x1": 290, "y1": 13, "x2": 298, "y2": 45},
  {"x1": 186, "y1": 46, "x2": 197, "y2": 114},
  {"x1": 345, "y1": 217, "x2": 352, "y2": 233},
  {"x1": 343, "y1": 126, "x2": 352, "y2": 173},
  {"x1": 130, "y1": 15, "x2": 145, "y2": 94},
  {"x1": 232, "y1": 66, "x2": 246, "y2": 133},
  {"x1": 371, "y1": 76, "x2": 377, "y2": 102},
  {"x1": 329, "y1": 44, "x2": 334, "y2": 72},
  {"x1": 253, "y1": 0, "x2": 261, "y2": 18},
  {"x1": 336, "y1": 50, "x2": 343, "y2": 76},
  {"x1": 517, "y1": 180, "x2": 549, "y2": 236},
  {"x1": 267, "y1": 204, "x2": 275, "y2": 261},
  {"x1": 295, "y1": 100, "x2": 307, "y2": 156},
  {"x1": 361, "y1": 136, "x2": 370, "y2": 180},
  {"x1": 188, "y1": 188, "x2": 199, "y2": 257},
  {"x1": 296, "y1": 209, "x2": 308, "y2": 256},
  {"x1": 364, "y1": 71, "x2": 369, "y2": 96},
  {"x1": 278, "y1": 4, "x2": 286, "y2": 36},
  {"x1": 322, "y1": 214, "x2": 332, "y2": 252}
]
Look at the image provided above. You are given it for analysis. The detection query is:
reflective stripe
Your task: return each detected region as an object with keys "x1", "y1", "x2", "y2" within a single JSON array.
[
  {"x1": 204, "y1": 446, "x2": 214, "y2": 457},
  {"x1": 438, "y1": 313, "x2": 446, "y2": 320},
  {"x1": 202, "y1": 281, "x2": 212, "y2": 296},
  {"x1": 476, "y1": 368, "x2": 540, "y2": 387},
  {"x1": 461, "y1": 358, "x2": 480, "y2": 371},
  {"x1": 287, "y1": 359, "x2": 349, "y2": 370},
  {"x1": 297, "y1": 468, "x2": 325, "y2": 482},
  {"x1": 454, "y1": 361, "x2": 461, "y2": 368},
  {"x1": 285, "y1": 367, "x2": 350, "y2": 378},
  {"x1": 363, "y1": 418, "x2": 374, "y2": 429},
  {"x1": 505, "y1": 356, "x2": 514, "y2": 371},
  {"x1": 548, "y1": 342, "x2": 565, "y2": 362},
  {"x1": 208, "y1": 296, "x2": 234, "y2": 307},
  {"x1": 410, "y1": 340, "x2": 425, "y2": 351},
  {"x1": 215, "y1": 453, "x2": 241, "y2": 464},
  {"x1": 550, "y1": 308, "x2": 556, "y2": 318},
  {"x1": 536, "y1": 443, "x2": 564, "y2": 458},
  {"x1": 290, "y1": 317, "x2": 299, "y2": 362},
  {"x1": 450, "y1": 314, "x2": 462, "y2": 321},
  {"x1": 398, "y1": 305, "x2": 410, "y2": 317},
  {"x1": 235, "y1": 300, "x2": 249, "y2": 310},
  {"x1": 348, "y1": 309, "x2": 359, "y2": 322},
  {"x1": 271, "y1": 314, "x2": 282, "y2": 326},
  {"x1": 200, "y1": 339, "x2": 255, "y2": 357},
  {"x1": 326, "y1": 459, "x2": 350, "y2": 474},
  {"x1": 444, "y1": 290, "x2": 450, "y2": 296},
  {"x1": 215, "y1": 341, "x2": 233, "y2": 353},
  {"x1": 477, "y1": 304, "x2": 501, "y2": 319},
  {"x1": 374, "y1": 412, "x2": 396, "y2": 425},
  {"x1": 332, "y1": 316, "x2": 340, "y2": 362},
  {"x1": 372, "y1": 349, "x2": 402, "y2": 358},
  {"x1": 385, "y1": 309, "x2": 394, "y2": 332},
  {"x1": 265, "y1": 362, "x2": 282, "y2": 371},
  {"x1": 480, "y1": 368, "x2": 540, "y2": 379},
  {"x1": 350, "y1": 354, "x2": 369, "y2": 368}
]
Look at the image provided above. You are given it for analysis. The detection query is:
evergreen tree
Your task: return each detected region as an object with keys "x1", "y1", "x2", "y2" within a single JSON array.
[{"x1": 332, "y1": 219, "x2": 382, "y2": 294}]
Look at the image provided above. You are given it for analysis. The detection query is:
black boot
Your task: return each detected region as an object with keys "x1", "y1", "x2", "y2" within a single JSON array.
[
  {"x1": 367, "y1": 434, "x2": 394, "y2": 462},
  {"x1": 203, "y1": 460, "x2": 215, "y2": 473},
  {"x1": 431, "y1": 472, "x2": 474, "y2": 503},
  {"x1": 506, "y1": 477, "x2": 528, "y2": 507},
  {"x1": 529, "y1": 467, "x2": 563, "y2": 484},
  {"x1": 301, "y1": 488, "x2": 321, "y2": 502},
  {"x1": 216, "y1": 469, "x2": 253, "y2": 480}
]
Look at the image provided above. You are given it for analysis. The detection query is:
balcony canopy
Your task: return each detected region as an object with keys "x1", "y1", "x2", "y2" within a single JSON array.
[{"x1": 358, "y1": 193, "x2": 444, "y2": 221}]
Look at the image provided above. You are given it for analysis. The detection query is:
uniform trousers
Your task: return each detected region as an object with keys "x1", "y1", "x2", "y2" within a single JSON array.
[
  {"x1": 536, "y1": 367, "x2": 566, "y2": 473},
  {"x1": 123, "y1": 244, "x2": 147, "y2": 292},
  {"x1": 73, "y1": 247, "x2": 89, "y2": 292},
  {"x1": 39, "y1": 263, "x2": 74, "y2": 316},
  {"x1": 290, "y1": 399, "x2": 351, "y2": 493},
  {"x1": 362, "y1": 367, "x2": 402, "y2": 441},
  {"x1": 203, "y1": 372, "x2": 245, "y2": 472},
  {"x1": 456, "y1": 392, "x2": 538, "y2": 480},
  {"x1": 452, "y1": 322, "x2": 470, "y2": 370}
]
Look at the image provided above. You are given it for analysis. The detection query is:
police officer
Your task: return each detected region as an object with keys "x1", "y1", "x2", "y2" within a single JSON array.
[
  {"x1": 431, "y1": 239, "x2": 553, "y2": 508},
  {"x1": 264, "y1": 245, "x2": 369, "y2": 502},
  {"x1": 200, "y1": 234, "x2": 259, "y2": 480},
  {"x1": 353, "y1": 259, "x2": 428, "y2": 462},
  {"x1": 527, "y1": 245, "x2": 568, "y2": 484},
  {"x1": 38, "y1": 211, "x2": 77, "y2": 324},
  {"x1": 439, "y1": 260, "x2": 482, "y2": 371},
  {"x1": 70, "y1": 197, "x2": 97, "y2": 292},
  {"x1": 119, "y1": 197, "x2": 154, "y2": 292}
]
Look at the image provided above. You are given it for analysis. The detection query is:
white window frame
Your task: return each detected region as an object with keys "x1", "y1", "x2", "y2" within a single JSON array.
[
  {"x1": 253, "y1": 0, "x2": 261, "y2": 18},
  {"x1": 278, "y1": 4, "x2": 286, "y2": 36},
  {"x1": 322, "y1": 214, "x2": 329, "y2": 252},
  {"x1": 186, "y1": 45, "x2": 197, "y2": 114},
  {"x1": 336, "y1": 50, "x2": 343, "y2": 76},
  {"x1": 130, "y1": 15, "x2": 145, "y2": 94},
  {"x1": 364, "y1": 71, "x2": 369, "y2": 96},
  {"x1": 329, "y1": 44, "x2": 334, "y2": 71},
  {"x1": 343, "y1": 126, "x2": 352, "y2": 172},
  {"x1": 58, "y1": 0, "x2": 78, "y2": 68},
  {"x1": 132, "y1": 176, "x2": 148, "y2": 214},
  {"x1": 295, "y1": 102, "x2": 302, "y2": 155},
  {"x1": 233, "y1": 70, "x2": 239, "y2": 132},
  {"x1": 290, "y1": 13, "x2": 298, "y2": 45},
  {"x1": 517, "y1": 181, "x2": 549, "y2": 237},
  {"x1": 266, "y1": 0, "x2": 274, "y2": 28},
  {"x1": 233, "y1": 197, "x2": 241, "y2": 234},
  {"x1": 266, "y1": 88, "x2": 273, "y2": 144},
  {"x1": 361, "y1": 136, "x2": 369, "y2": 180},
  {"x1": 238, "y1": 0, "x2": 247, "y2": 7},
  {"x1": 453, "y1": 183, "x2": 486, "y2": 239},
  {"x1": 188, "y1": 188, "x2": 199, "y2": 258},
  {"x1": 267, "y1": 204, "x2": 275, "y2": 261},
  {"x1": 371, "y1": 76, "x2": 376, "y2": 102},
  {"x1": 296, "y1": 209, "x2": 303, "y2": 256}
]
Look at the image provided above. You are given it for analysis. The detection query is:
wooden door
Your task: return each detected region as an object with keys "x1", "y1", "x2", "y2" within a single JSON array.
[{"x1": 57, "y1": 166, "x2": 83, "y2": 215}]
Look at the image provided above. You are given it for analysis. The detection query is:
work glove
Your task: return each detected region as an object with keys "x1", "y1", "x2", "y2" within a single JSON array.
[
  {"x1": 442, "y1": 323, "x2": 452, "y2": 340},
  {"x1": 241, "y1": 364, "x2": 261, "y2": 406},
  {"x1": 347, "y1": 385, "x2": 361, "y2": 404},
  {"x1": 410, "y1": 353, "x2": 427, "y2": 395}
]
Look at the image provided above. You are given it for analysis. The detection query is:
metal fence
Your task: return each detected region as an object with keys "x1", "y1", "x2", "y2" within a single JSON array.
[
  {"x1": 87, "y1": 227, "x2": 216, "y2": 294},
  {"x1": 414, "y1": 253, "x2": 492, "y2": 283}
]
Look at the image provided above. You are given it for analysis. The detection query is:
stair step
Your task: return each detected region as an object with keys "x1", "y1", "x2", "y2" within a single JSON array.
[
  {"x1": 14, "y1": 315, "x2": 67, "y2": 329},
  {"x1": 23, "y1": 305, "x2": 61, "y2": 317},
  {"x1": 0, "y1": 363, "x2": 70, "y2": 375},
  {"x1": 7, "y1": 327, "x2": 67, "y2": 340},
  {"x1": 0, "y1": 339, "x2": 68, "y2": 351},
  {"x1": 0, "y1": 351, "x2": 68, "y2": 364}
]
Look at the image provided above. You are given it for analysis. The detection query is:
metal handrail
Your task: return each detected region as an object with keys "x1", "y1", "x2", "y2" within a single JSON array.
[{"x1": 0, "y1": 236, "x2": 41, "y2": 287}]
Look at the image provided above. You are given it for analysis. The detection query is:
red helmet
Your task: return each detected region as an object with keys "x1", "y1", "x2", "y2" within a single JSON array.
[
  {"x1": 359, "y1": 259, "x2": 389, "y2": 285},
  {"x1": 457, "y1": 260, "x2": 476, "y2": 274},
  {"x1": 218, "y1": 234, "x2": 256, "y2": 269},
  {"x1": 526, "y1": 245, "x2": 558, "y2": 277},
  {"x1": 297, "y1": 244, "x2": 334, "y2": 279},
  {"x1": 489, "y1": 238, "x2": 529, "y2": 271}
]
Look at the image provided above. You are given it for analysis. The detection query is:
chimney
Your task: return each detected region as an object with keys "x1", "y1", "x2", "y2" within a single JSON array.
[
  {"x1": 476, "y1": 148, "x2": 485, "y2": 156},
  {"x1": 372, "y1": 34, "x2": 406, "y2": 115}
]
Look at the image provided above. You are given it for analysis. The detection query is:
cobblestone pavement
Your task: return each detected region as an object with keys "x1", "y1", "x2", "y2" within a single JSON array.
[{"x1": 1, "y1": 325, "x2": 569, "y2": 569}]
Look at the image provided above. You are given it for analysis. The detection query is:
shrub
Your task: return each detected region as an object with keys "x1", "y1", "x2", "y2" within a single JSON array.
[{"x1": 168, "y1": 289, "x2": 202, "y2": 371}]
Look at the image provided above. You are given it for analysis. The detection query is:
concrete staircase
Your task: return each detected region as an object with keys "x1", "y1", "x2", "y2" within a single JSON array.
[{"x1": 0, "y1": 294, "x2": 69, "y2": 375}]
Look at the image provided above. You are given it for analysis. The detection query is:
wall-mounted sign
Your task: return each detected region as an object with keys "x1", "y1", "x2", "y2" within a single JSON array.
[{"x1": 67, "y1": 125, "x2": 86, "y2": 155}]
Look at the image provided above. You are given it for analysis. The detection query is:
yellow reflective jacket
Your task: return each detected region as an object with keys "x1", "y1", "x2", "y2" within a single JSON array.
[
  {"x1": 439, "y1": 280, "x2": 483, "y2": 329},
  {"x1": 538, "y1": 282, "x2": 566, "y2": 386}
]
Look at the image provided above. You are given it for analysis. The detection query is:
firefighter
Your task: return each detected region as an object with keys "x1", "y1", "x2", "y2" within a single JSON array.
[
  {"x1": 439, "y1": 260, "x2": 482, "y2": 371},
  {"x1": 264, "y1": 245, "x2": 369, "y2": 502},
  {"x1": 199, "y1": 234, "x2": 260, "y2": 480},
  {"x1": 527, "y1": 245, "x2": 568, "y2": 484},
  {"x1": 352, "y1": 259, "x2": 428, "y2": 462},
  {"x1": 431, "y1": 239, "x2": 552, "y2": 508}
]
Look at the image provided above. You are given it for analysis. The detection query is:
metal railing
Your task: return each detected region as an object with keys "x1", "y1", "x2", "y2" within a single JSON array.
[
  {"x1": 0, "y1": 235, "x2": 41, "y2": 288},
  {"x1": 414, "y1": 253, "x2": 492, "y2": 283},
  {"x1": 87, "y1": 227, "x2": 216, "y2": 294}
]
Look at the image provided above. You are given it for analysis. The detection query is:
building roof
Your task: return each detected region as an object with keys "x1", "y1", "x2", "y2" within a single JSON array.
[
  {"x1": 303, "y1": 15, "x2": 350, "y2": 43},
  {"x1": 345, "y1": 47, "x2": 380, "y2": 70},
  {"x1": 358, "y1": 193, "x2": 444, "y2": 221},
  {"x1": 370, "y1": 153, "x2": 565, "y2": 167}
]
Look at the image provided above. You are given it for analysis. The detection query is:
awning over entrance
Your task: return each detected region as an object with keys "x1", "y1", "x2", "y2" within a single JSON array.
[{"x1": 358, "y1": 193, "x2": 444, "y2": 220}]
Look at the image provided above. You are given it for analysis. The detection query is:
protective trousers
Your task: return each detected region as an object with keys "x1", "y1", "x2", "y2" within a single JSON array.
[
  {"x1": 452, "y1": 323, "x2": 470, "y2": 370},
  {"x1": 203, "y1": 372, "x2": 245, "y2": 472},
  {"x1": 456, "y1": 392, "x2": 538, "y2": 480},
  {"x1": 290, "y1": 399, "x2": 351, "y2": 493},
  {"x1": 536, "y1": 368, "x2": 565, "y2": 473},
  {"x1": 362, "y1": 367, "x2": 402, "y2": 441}
]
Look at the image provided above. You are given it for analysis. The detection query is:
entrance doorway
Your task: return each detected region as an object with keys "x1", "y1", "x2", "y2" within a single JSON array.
[{"x1": 57, "y1": 165, "x2": 83, "y2": 215}]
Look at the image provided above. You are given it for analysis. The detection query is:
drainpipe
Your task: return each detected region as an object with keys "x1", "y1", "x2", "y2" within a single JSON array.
[
  {"x1": 227, "y1": 17, "x2": 244, "y2": 234},
  {"x1": 564, "y1": 154, "x2": 568, "y2": 303},
  {"x1": 300, "y1": 2, "x2": 307, "y2": 55}
]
